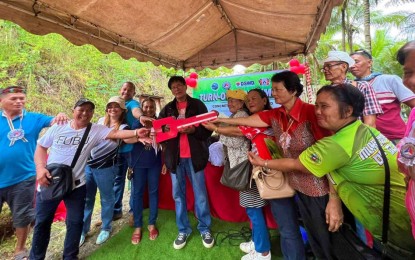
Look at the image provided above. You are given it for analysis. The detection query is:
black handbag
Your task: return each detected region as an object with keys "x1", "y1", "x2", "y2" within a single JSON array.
[
  {"x1": 39, "y1": 123, "x2": 91, "y2": 201},
  {"x1": 220, "y1": 146, "x2": 252, "y2": 191},
  {"x1": 332, "y1": 223, "x2": 381, "y2": 260}
]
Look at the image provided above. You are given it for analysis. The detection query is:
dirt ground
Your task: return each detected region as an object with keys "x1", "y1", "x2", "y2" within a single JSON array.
[{"x1": 0, "y1": 188, "x2": 132, "y2": 260}]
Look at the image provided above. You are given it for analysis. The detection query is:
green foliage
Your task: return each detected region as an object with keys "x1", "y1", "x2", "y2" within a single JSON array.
[
  {"x1": 0, "y1": 20, "x2": 231, "y2": 118},
  {"x1": 265, "y1": 138, "x2": 283, "y2": 159}
]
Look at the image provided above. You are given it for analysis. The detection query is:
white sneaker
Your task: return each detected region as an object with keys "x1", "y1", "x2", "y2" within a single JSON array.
[
  {"x1": 239, "y1": 240, "x2": 255, "y2": 253},
  {"x1": 241, "y1": 250, "x2": 271, "y2": 260}
]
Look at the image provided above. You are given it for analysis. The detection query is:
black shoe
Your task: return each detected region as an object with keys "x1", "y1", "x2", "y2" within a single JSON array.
[
  {"x1": 201, "y1": 232, "x2": 214, "y2": 248},
  {"x1": 112, "y1": 213, "x2": 123, "y2": 221},
  {"x1": 173, "y1": 233, "x2": 189, "y2": 249}
]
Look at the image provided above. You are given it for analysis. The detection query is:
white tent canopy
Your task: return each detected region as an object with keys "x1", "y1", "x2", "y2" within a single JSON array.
[{"x1": 0, "y1": 0, "x2": 342, "y2": 69}]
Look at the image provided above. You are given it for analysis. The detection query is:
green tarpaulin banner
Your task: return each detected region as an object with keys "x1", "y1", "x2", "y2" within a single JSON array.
[{"x1": 192, "y1": 70, "x2": 282, "y2": 116}]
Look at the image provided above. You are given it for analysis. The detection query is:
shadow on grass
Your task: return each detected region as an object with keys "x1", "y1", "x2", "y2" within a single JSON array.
[{"x1": 88, "y1": 209, "x2": 283, "y2": 260}]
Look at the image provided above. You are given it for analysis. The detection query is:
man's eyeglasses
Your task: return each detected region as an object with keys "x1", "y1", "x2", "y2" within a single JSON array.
[
  {"x1": 0, "y1": 86, "x2": 26, "y2": 94},
  {"x1": 321, "y1": 63, "x2": 344, "y2": 71}
]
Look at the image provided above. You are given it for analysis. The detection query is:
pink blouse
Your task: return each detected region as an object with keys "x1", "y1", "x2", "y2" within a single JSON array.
[{"x1": 398, "y1": 108, "x2": 415, "y2": 239}]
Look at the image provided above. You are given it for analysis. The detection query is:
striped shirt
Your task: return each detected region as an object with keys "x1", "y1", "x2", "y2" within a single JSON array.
[
  {"x1": 366, "y1": 75, "x2": 415, "y2": 140},
  {"x1": 345, "y1": 79, "x2": 383, "y2": 117},
  {"x1": 87, "y1": 118, "x2": 128, "y2": 169}
]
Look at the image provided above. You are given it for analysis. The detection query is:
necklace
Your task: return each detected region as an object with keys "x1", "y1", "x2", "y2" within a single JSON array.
[
  {"x1": 4, "y1": 111, "x2": 28, "y2": 146},
  {"x1": 279, "y1": 117, "x2": 294, "y2": 153}
]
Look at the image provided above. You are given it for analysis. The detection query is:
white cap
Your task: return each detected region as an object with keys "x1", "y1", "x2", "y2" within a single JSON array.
[{"x1": 323, "y1": 51, "x2": 355, "y2": 67}]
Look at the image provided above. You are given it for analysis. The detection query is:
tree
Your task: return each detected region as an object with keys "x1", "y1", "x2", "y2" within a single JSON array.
[{"x1": 363, "y1": 0, "x2": 372, "y2": 52}]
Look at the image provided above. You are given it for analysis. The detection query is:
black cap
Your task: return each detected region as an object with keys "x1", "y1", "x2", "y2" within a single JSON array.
[{"x1": 74, "y1": 98, "x2": 95, "y2": 109}]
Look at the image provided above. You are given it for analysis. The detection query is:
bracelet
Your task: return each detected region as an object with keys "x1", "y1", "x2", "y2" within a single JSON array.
[
  {"x1": 134, "y1": 129, "x2": 138, "y2": 138},
  {"x1": 329, "y1": 191, "x2": 340, "y2": 199},
  {"x1": 264, "y1": 160, "x2": 268, "y2": 168}
]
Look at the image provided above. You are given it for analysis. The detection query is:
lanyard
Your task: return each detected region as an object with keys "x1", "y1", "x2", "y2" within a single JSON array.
[{"x1": 5, "y1": 113, "x2": 28, "y2": 146}]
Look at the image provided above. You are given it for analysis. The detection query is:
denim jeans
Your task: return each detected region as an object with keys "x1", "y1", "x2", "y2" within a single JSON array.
[
  {"x1": 269, "y1": 197, "x2": 306, "y2": 260},
  {"x1": 132, "y1": 164, "x2": 161, "y2": 227},
  {"x1": 30, "y1": 186, "x2": 86, "y2": 260},
  {"x1": 171, "y1": 158, "x2": 211, "y2": 235},
  {"x1": 246, "y1": 207, "x2": 270, "y2": 253},
  {"x1": 113, "y1": 152, "x2": 130, "y2": 215},
  {"x1": 83, "y1": 165, "x2": 117, "y2": 234}
]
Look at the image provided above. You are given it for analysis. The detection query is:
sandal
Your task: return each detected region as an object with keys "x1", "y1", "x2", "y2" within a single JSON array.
[
  {"x1": 131, "y1": 231, "x2": 142, "y2": 245},
  {"x1": 14, "y1": 249, "x2": 28, "y2": 260},
  {"x1": 148, "y1": 226, "x2": 159, "y2": 240}
]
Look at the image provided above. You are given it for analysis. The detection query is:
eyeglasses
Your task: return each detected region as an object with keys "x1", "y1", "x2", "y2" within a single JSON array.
[
  {"x1": 0, "y1": 86, "x2": 26, "y2": 94},
  {"x1": 321, "y1": 63, "x2": 344, "y2": 71},
  {"x1": 351, "y1": 49, "x2": 372, "y2": 60}
]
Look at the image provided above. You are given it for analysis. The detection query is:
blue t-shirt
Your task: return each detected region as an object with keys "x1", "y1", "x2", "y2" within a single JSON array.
[
  {"x1": 125, "y1": 99, "x2": 140, "y2": 126},
  {"x1": 120, "y1": 99, "x2": 140, "y2": 153},
  {"x1": 0, "y1": 110, "x2": 52, "y2": 188}
]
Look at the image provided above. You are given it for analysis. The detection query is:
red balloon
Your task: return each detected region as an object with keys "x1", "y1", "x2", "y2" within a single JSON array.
[
  {"x1": 186, "y1": 77, "x2": 197, "y2": 88},
  {"x1": 290, "y1": 65, "x2": 306, "y2": 74},
  {"x1": 297, "y1": 64, "x2": 306, "y2": 74},
  {"x1": 185, "y1": 77, "x2": 192, "y2": 86},
  {"x1": 288, "y1": 59, "x2": 300, "y2": 67},
  {"x1": 189, "y1": 72, "x2": 199, "y2": 79},
  {"x1": 289, "y1": 66, "x2": 301, "y2": 74}
]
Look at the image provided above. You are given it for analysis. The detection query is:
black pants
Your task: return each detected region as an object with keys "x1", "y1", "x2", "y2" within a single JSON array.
[{"x1": 296, "y1": 192, "x2": 343, "y2": 260}]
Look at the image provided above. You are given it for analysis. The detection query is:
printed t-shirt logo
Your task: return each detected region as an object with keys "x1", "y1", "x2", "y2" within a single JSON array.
[{"x1": 309, "y1": 152, "x2": 322, "y2": 165}]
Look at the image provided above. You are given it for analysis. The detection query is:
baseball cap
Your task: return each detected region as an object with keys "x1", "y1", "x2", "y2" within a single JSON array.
[
  {"x1": 226, "y1": 89, "x2": 247, "y2": 101},
  {"x1": 107, "y1": 96, "x2": 126, "y2": 110},
  {"x1": 74, "y1": 98, "x2": 95, "y2": 109},
  {"x1": 323, "y1": 51, "x2": 355, "y2": 67}
]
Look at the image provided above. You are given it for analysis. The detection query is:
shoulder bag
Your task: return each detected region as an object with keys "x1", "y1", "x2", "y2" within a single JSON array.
[
  {"x1": 220, "y1": 146, "x2": 252, "y2": 191},
  {"x1": 39, "y1": 123, "x2": 92, "y2": 201},
  {"x1": 251, "y1": 166, "x2": 295, "y2": 199}
]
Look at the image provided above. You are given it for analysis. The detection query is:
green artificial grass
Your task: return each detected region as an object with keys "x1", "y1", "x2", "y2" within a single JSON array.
[{"x1": 88, "y1": 209, "x2": 283, "y2": 260}]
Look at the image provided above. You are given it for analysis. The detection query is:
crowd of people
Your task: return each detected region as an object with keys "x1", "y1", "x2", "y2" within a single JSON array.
[{"x1": 1, "y1": 41, "x2": 415, "y2": 260}]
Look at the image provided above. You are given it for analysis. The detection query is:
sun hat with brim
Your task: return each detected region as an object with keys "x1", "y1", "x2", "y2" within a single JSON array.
[
  {"x1": 323, "y1": 50, "x2": 355, "y2": 67},
  {"x1": 106, "y1": 96, "x2": 126, "y2": 110},
  {"x1": 74, "y1": 98, "x2": 95, "y2": 109},
  {"x1": 226, "y1": 89, "x2": 247, "y2": 101}
]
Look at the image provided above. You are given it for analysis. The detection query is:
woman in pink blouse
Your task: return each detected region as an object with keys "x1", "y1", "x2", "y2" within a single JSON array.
[{"x1": 397, "y1": 40, "x2": 415, "y2": 239}]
